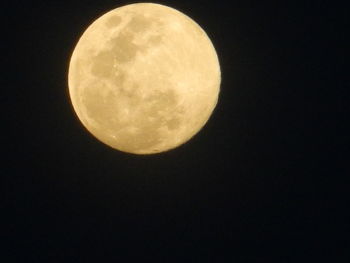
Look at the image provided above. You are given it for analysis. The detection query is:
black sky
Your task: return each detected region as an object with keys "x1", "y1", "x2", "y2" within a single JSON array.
[{"x1": 3, "y1": 0, "x2": 349, "y2": 262}]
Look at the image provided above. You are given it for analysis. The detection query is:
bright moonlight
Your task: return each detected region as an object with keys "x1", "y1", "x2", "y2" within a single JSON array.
[{"x1": 68, "y1": 3, "x2": 221, "y2": 154}]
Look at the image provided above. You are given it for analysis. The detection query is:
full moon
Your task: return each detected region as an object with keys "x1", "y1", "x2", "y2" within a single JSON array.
[{"x1": 68, "y1": 3, "x2": 221, "y2": 154}]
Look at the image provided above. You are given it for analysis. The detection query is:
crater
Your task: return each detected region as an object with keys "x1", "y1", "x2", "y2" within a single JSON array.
[
  {"x1": 148, "y1": 34, "x2": 163, "y2": 45},
  {"x1": 128, "y1": 15, "x2": 153, "y2": 33},
  {"x1": 81, "y1": 83, "x2": 119, "y2": 129},
  {"x1": 111, "y1": 70, "x2": 126, "y2": 86},
  {"x1": 114, "y1": 126, "x2": 163, "y2": 153},
  {"x1": 90, "y1": 51, "x2": 114, "y2": 78},
  {"x1": 166, "y1": 117, "x2": 181, "y2": 130},
  {"x1": 118, "y1": 82, "x2": 141, "y2": 104},
  {"x1": 111, "y1": 88, "x2": 181, "y2": 152},
  {"x1": 105, "y1": 15, "x2": 122, "y2": 28},
  {"x1": 108, "y1": 31, "x2": 139, "y2": 63},
  {"x1": 145, "y1": 89, "x2": 178, "y2": 114}
]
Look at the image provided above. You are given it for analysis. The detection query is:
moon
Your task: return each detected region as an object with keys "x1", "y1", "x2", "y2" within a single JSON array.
[{"x1": 68, "y1": 3, "x2": 221, "y2": 154}]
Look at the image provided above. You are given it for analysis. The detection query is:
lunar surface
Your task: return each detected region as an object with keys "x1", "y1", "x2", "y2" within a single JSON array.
[{"x1": 68, "y1": 3, "x2": 221, "y2": 154}]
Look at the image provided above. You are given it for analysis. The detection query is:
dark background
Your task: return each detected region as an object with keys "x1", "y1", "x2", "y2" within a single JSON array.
[{"x1": 3, "y1": 0, "x2": 349, "y2": 262}]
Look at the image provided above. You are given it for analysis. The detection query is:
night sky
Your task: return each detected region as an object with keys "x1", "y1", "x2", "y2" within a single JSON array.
[{"x1": 3, "y1": 0, "x2": 348, "y2": 262}]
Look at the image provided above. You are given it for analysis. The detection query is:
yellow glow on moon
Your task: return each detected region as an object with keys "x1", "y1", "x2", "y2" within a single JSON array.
[{"x1": 68, "y1": 3, "x2": 221, "y2": 154}]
